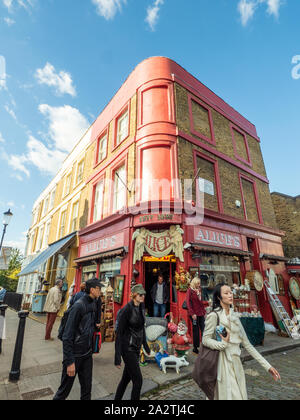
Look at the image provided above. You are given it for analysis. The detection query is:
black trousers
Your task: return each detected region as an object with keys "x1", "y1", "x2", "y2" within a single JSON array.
[
  {"x1": 115, "y1": 351, "x2": 143, "y2": 401},
  {"x1": 190, "y1": 316, "x2": 205, "y2": 349},
  {"x1": 53, "y1": 354, "x2": 93, "y2": 400}
]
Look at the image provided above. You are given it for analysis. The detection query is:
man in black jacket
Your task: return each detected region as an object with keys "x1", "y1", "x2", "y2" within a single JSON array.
[{"x1": 53, "y1": 278, "x2": 102, "y2": 400}]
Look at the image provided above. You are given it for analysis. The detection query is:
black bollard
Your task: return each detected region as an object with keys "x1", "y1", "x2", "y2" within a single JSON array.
[
  {"x1": 9, "y1": 310, "x2": 29, "y2": 382},
  {"x1": 0, "y1": 304, "x2": 8, "y2": 355}
]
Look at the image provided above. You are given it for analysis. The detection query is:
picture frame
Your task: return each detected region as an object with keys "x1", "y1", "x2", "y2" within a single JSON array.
[{"x1": 114, "y1": 275, "x2": 125, "y2": 304}]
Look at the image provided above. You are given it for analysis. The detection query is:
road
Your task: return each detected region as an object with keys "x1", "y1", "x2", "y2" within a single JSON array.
[{"x1": 142, "y1": 348, "x2": 300, "y2": 401}]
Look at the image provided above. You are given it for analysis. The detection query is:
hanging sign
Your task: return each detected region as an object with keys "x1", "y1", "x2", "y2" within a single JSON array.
[{"x1": 133, "y1": 225, "x2": 184, "y2": 264}]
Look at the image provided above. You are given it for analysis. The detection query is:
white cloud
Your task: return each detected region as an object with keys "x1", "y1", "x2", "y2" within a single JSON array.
[
  {"x1": 4, "y1": 17, "x2": 15, "y2": 25},
  {"x1": 38, "y1": 104, "x2": 90, "y2": 153},
  {"x1": 4, "y1": 104, "x2": 17, "y2": 120},
  {"x1": 237, "y1": 0, "x2": 283, "y2": 26},
  {"x1": 0, "y1": 55, "x2": 7, "y2": 90},
  {"x1": 0, "y1": 132, "x2": 5, "y2": 143},
  {"x1": 145, "y1": 0, "x2": 164, "y2": 31},
  {"x1": 2, "y1": 0, "x2": 35, "y2": 13},
  {"x1": 1, "y1": 104, "x2": 90, "y2": 178},
  {"x1": 35, "y1": 63, "x2": 76, "y2": 97},
  {"x1": 92, "y1": 0, "x2": 126, "y2": 20}
]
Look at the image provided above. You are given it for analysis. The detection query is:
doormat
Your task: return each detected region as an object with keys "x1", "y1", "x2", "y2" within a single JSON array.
[{"x1": 21, "y1": 387, "x2": 54, "y2": 400}]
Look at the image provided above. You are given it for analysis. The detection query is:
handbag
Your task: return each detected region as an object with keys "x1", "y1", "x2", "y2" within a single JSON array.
[
  {"x1": 92, "y1": 331, "x2": 102, "y2": 354},
  {"x1": 191, "y1": 311, "x2": 220, "y2": 400},
  {"x1": 182, "y1": 300, "x2": 188, "y2": 310}
]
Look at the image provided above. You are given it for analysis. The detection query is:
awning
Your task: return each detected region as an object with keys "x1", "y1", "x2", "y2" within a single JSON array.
[
  {"x1": 259, "y1": 253, "x2": 289, "y2": 262},
  {"x1": 74, "y1": 246, "x2": 128, "y2": 265},
  {"x1": 18, "y1": 232, "x2": 77, "y2": 277},
  {"x1": 189, "y1": 243, "x2": 253, "y2": 257}
]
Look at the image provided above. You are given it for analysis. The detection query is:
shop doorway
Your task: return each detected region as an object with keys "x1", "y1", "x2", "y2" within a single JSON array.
[{"x1": 143, "y1": 257, "x2": 177, "y2": 317}]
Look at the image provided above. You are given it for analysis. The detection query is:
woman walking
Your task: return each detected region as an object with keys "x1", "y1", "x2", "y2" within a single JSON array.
[
  {"x1": 114, "y1": 284, "x2": 150, "y2": 401},
  {"x1": 186, "y1": 277, "x2": 206, "y2": 354},
  {"x1": 202, "y1": 283, "x2": 281, "y2": 400}
]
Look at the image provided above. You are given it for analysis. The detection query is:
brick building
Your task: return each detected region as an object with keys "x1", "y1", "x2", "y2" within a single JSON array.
[
  {"x1": 74, "y1": 57, "x2": 292, "y2": 326},
  {"x1": 19, "y1": 56, "x2": 294, "y2": 326}
]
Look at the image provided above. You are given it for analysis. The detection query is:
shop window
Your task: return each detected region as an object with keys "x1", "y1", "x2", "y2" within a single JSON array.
[
  {"x1": 97, "y1": 133, "x2": 108, "y2": 163},
  {"x1": 57, "y1": 252, "x2": 69, "y2": 280},
  {"x1": 82, "y1": 265, "x2": 97, "y2": 282},
  {"x1": 93, "y1": 181, "x2": 104, "y2": 222},
  {"x1": 71, "y1": 201, "x2": 79, "y2": 232},
  {"x1": 116, "y1": 110, "x2": 129, "y2": 146},
  {"x1": 113, "y1": 164, "x2": 126, "y2": 213}
]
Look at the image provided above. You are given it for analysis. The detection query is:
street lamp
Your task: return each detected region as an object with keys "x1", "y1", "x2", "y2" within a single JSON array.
[{"x1": 0, "y1": 209, "x2": 13, "y2": 255}]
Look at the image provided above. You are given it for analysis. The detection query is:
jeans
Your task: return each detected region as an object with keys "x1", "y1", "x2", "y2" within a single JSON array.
[
  {"x1": 190, "y1": 316, "x2": 205, "y2": 349},
  {"x1": 115, "y1": 351, "x2": 143, "y2": 401},
  {"x1": 53, "y1": 354, "x2": 93, "y2": 400},
  {"x1": 153, "y1": 303, "x2": 166, "y2": 318}
]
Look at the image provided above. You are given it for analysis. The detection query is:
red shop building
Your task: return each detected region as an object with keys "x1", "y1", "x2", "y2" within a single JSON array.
[{"x1": 74, "y1": 56, "x2": 292, "y2": 331}]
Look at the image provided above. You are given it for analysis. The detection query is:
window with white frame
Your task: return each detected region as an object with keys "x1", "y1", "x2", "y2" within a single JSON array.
[
  {"x1": 76, "y1": 160, "x2": 84, "y2": 185},
  {"x1": 42, "y1": 195, "x2": 49, "y2": 218},
  {"x1": 98, "y1": 134, "x2": 107, "y2": 163},
  {"x1": 113, "y1": 164, "x2": 126, "y2": 213},
  {"x1": 116, "y1": 111, "x2": 129, "y2": 146},
  {"x1": 64, "y1": 173, "x2": 72, "y2": 197},
  {"x1": 71, "y1": 201, "x2": 79, "y2": 232},
  {"x1": 36, "y1": 225, "x2": 44, "y2": 251},
  {"x1": 43, "y1": 221, "x2": 51, "y2": 249},
  {"x1": 49, "y1": 187, "x2": 56, "y2": 210},
  {"x1": 59, "y1": 210, "x2": 67, "y2": 238},
  {"x1": 93, "y1": 181, "x2": 104, "y2": 222}
]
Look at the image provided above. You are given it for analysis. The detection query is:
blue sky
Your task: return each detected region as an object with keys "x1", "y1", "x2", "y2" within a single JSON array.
[{"x1": 0, "y1": 0, "x2": 299, "y2": 252}]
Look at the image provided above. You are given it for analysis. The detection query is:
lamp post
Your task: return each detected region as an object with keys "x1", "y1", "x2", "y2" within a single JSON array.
[{"x1": 0, "y1": 209, "x2": 13, "y2": 255}]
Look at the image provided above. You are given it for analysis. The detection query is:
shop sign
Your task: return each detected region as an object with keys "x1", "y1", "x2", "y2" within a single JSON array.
[
  {"x1": 82, "y1": 265, "x2": 97, "y2": 274},
  {"x1": 81, "y1": 232, "x2": 125, "y2": 258},
  {"x1": 143, "y1": 255, "x2": 176, "y2": 262},
  {"x1": 133, "y1": 225, "x2": 184, "y2": 264},
  {"x1": 134, "y1": 213, "x2": 182, "y2": 227},
  {"x1": 200, "y1": 264, "x2": 240, "y2": 272},
  {"x1": 194, "y1": 227, "x2": 242, "y2": 250},
  {"x1": 100, "y1": 260, "x2": 121, "y2": 272},
  {"x1": 198, "y1": 178, "x2": 214, "y2": 196}
]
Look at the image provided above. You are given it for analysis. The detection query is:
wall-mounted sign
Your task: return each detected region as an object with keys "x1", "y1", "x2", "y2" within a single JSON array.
[
  {"x1": 134, "y1": 213, "x2": 182, "y2": 227},
  {"x1": 80, "y1": 232, "x2": 125, "y2": 258},
  {"x1": 133, "y1": 225, "x2": 184, "y2": 264},
  {"x1": 289, "y1": 277, "x2": 300, "y2": 300},
  {"x1": 143, "y1": 255, "x2": 176, "y2": 263},
  {"x1": 200, "y1": 265, "x2": 240, "y2": 273},
  {"x1": 194, "y1": 227, "x2": 243, "y2": 250},
  {"x1": 198, "y1": 178, "x2": 214, "y2": 196}
]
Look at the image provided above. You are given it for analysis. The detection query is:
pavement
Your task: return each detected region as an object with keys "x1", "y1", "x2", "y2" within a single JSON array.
[{"x1": 1, "y1": 308, "x2": 300, "y2": 400}]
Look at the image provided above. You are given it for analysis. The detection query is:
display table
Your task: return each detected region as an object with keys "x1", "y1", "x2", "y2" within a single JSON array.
[{"x1": 240, "y1": 317, "x2": 265, "y2": 347}]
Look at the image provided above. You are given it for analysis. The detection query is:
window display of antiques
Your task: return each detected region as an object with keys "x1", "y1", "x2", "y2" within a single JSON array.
[
  {"x1": 232, "y1": 281, "x2": 252, "y2": 313},
  {"x1": 100, "y1": 285, "x2": 115, "y2": 342}
]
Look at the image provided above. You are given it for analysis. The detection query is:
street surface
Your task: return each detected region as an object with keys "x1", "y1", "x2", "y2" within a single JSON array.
[{"x1": 142, "y1": 348, "x2": 300, "y2": 400}]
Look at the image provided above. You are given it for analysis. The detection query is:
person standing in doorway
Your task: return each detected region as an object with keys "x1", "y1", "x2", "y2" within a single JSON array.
[
  {"x1": 53, "y1": 278, "x2": 102, "y2": 400},
  {"x1": 186, "y1": 277, "x2": 206, "y2": 354},
  {"x1": 151, "y1": 274, "x2": 170, "y2": 318},
  {"x1": 44, "y1": 279, "x2": 63, "y2": 341}
]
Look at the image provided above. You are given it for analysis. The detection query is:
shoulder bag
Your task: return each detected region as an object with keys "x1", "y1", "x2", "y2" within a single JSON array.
[{"x1": 191, "y1": 311, "x2": 221, "y2": 400}]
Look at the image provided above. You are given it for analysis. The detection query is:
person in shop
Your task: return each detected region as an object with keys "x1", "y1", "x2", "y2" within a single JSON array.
[
  {"x1": 53, "y1": 278, "x2": 102, "y2": 400},
  {"x1": 186, "y1": 277, "x2": 206, "y2": 354},
  {"x1": 201, "y1": 283, "x2": 281, "y2": 400},
  {"x1": 150, "y1": 273, "x2": 170, "y2": 318},
  {"x1": 114, "y1": 284, "x2": 151, "y2": 401},
  {"x1": 43, "y1": 279, "x2": 63, "y2": 341}
]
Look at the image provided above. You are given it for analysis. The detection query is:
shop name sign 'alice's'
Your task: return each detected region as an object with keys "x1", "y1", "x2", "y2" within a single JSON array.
[
  {"x1": 81, "y1": 232, "x2": 125, "y2": 257},
  {"x1": 194, "y1": 227, "x2": 242, "y2": 250}
]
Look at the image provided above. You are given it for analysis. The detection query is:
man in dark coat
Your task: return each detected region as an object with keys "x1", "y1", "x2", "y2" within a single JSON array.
[{"x1": 150, "y1": 274, "x2": 170, "y2": 318}]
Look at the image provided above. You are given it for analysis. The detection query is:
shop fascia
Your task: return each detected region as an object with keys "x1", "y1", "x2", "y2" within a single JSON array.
[{"x1": 194, "y1": 227, "x2": 242, "y2": 250}]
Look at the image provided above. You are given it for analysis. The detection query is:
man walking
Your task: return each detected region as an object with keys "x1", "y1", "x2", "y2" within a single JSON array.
[
  {"x1": 150, "y1": 274, "x2": 170, "y2": 318},
  {"x1": 53, "y1": 278, "x2": 102, "y2": 400},
  {"x1": 44, "y1": 279, "x2": 63, "y2": 341}
]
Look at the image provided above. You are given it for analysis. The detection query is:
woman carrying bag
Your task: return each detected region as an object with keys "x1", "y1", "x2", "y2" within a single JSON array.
[
  {"x1": 186, "y1": 277, "x2": 206, "y2": 354},
  {"x1": 198, "y1": 283, "x2": 280, "y2": 400}
]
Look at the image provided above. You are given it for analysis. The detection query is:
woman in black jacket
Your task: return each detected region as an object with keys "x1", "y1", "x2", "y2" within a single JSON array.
[{"x1": 115, "y1": 284, "x2": 150, "y2": 401}]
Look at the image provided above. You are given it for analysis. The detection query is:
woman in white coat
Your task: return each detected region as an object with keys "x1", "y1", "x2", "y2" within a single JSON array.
[{"x1": 202, "y1": 283, "x2": 280, "y2": 400}]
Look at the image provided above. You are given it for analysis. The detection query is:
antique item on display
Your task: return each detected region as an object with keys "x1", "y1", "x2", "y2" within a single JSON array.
[
  {"x1": 245, "y1": 271, "x2": 264, "y2": 292},
  {"x1": 168, "y1": 318, "x2": 192, "y2": 357},
  {"x1": 232, "y1": 284, "x2": 251, "y2": 313},
  {"x1": 102, "y1": 286, "x2": 115, "y2": 342},
  {"x1": 113, "y1": 275, "x2": 125, "y2": 304},
  {"x1": 160, "y1": 355, "x2": 189, "y2": 374},
  {"x1": 174, "y1": 267, "x2": 191, "y2": 291},
  {"x1": 132, "y1": 225, "x2": 184, "y2": 264},
  {"x1": 189, "y1": 267, "x2": 199, "y2": 278},
  {"x1": 289, "y1": 277, "x2": 300, "y2": 301}
]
